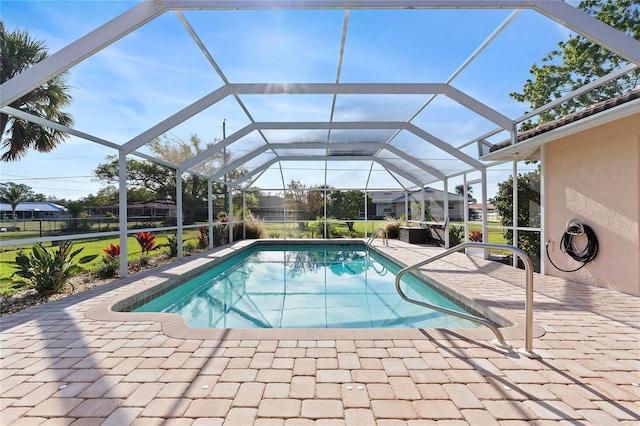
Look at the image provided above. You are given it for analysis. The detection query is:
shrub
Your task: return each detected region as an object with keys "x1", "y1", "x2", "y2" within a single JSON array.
[
  {"x1": 449, "y1": 225, "x2": 464, "y2": 246},
  {"x1": 308, "y1": 220, "x2": 326, "y2": 238},
  {"x1": 196, "y1": 226, "x2": 209, "y2": 249},
  {"x1": 212, "y1": 224, "x2": 226, "y2": 246},
  {"x1": 12, "y1": 241, "x2": 97, "y2": 295},
  {"x1": 133, "y1": 231, "x2": 159, "y2": 269},
  {"x1": 329, "y1": 225, "x2": 345, "y2": 238},
  {"x1": 184, "y1": 240, "x2": 196, "y2": 255},
  {"x1": 470, "y1": 230, "x2": 483, "y2": 242},
  {"x1": 94, "y1": 243, "x2": 120, "y2": 279},
  {"x1": 164, "y1": 233, "x2": 179, "y2": 258},
  {"x1": 308, "y1": 218, "x2": 339, "y2": 239},
  {"x1": 94, "y1": 257, "x2": 119, "y2": 279}
]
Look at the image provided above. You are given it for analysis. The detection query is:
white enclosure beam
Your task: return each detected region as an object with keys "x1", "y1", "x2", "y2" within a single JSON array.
[
  {"x1": 535, "y1": 1, "x2": 640, "y2": 65},
  {"x1": 118, "y1": 151, "x2": 128, "y2": 278},
  {"x1": 184, "y1": 119, "x2": 485, "y2": 176},
  {"x1": 443, "y1": 178, "x2": 450, "y2": 248},
  {"x1": 194, "y1": 121, "x2": 475, "y2": 182},
  {"x1": 515, "y1": 63, "x2": 639, "y2": 124},
  {"x1": 1, "y1": 106, "x2": 184, "y2": 170},
  {"x1": 383, "y1": 144, "x2": 446, "y2": 181},
  {"x1": 230, "y1": 82, "x2": 447, "y2": 95},
  {"x1": 181, "y1": 123, "x2": 257, "y2": 171},
  {"x1": 209, "y1": 142, "x2": 388, "y2": 181},
  {"x1": 256, "y1": 121, "x2": 407, "y2": 130},
  {"x1": 445, "y1": 86, "x2": 512, "y2": 129},
  {"x1": 158, "y1": 0, "x2": 567, "y2": 11},
  {"x1": 0, "y1": 106, "x2": 120, "y2": 150},
  {"x1": 209, "y1": 146, "x2": 272, "y2": 180},
  {"x1": 406, "y1": 123, "x2": 485, "y2": 169},
  {"x1": 0, "y1": 1, "x2": 164, "y2": 106},
  {"x1": 228, "y1": 155, "x2": 424, "y2": 188},
  {"x1": 373, "y1": 159, "x2": 424, "y2": 188},
  {"x1": 405, "y1": 190, "x2": 409, "y2": 225},
  {"x1": 122, "y1": 85, "x2": 233, "y2": 154},
  {"x1": 228, "y1": 188, "x2": 233, "y2": 244},
  {"x1": 232, "y1": 158, "x2": 280, "y2": 187},
  {"x1": 160, "y1": 1, "x2": 640, "y2": 63},
  {"x1": 176, "y1": 170, "x2": 184, "y2": 259},
  {"x1": 208, "y1": 179, "x2": 214, "y2": 250}
]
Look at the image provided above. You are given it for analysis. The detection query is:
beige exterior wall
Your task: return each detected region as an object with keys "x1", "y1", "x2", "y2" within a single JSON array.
[{"x1": 544, "y1": 113, "x2": 640, "y2": 295}]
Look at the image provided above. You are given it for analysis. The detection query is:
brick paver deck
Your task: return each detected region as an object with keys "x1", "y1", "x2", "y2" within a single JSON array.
[{"x1": 2, "y1": 240, "x2": 639, "y2": 425}]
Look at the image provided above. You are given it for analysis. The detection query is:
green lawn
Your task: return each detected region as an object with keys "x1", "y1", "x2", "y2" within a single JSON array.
[{"x1": 0, "y1": 229, "x2": 202, "y2": 296}]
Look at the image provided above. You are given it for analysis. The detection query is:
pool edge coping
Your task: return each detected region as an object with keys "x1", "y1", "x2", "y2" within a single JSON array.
[{"x1": 85, "y1": 239, "x2": 544, "y2": 343}]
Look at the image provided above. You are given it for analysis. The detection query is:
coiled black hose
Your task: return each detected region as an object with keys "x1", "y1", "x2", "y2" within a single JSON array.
[{"x1": 546, "y1": 223, "x2": 598, "y2": 272}]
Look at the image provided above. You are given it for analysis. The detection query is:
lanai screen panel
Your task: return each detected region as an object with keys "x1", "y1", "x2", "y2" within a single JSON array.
[
  {"x1": 324, "y1": 161, "x2": 378, "y2": 189},
  {"x1": 367, "y1": 168, "x2": 418, "y2": 190},
  {"x1": 338, "y1": 9, "x2": 514, "y2": 84},
  {"x1": 411, "y1": 96, "x2": 500, "y2": 151},
  {"x1": 327, "y1": 129, "x2": 397, "y2": 144},
  {"x1": 387, "y1": 131, "x2": 474, "y2": 178},
  {"x1": 133, "y1": 96, "x2": 252, "y2": 162},
  {"x1": 236, "y1": 95, "x2": 336, "y2": 123},
  {"x1": 331, "y1": 94, "x2": 432, "y2": 122},
  {"x1": 261, "y1": 130, "x2": 329, "y2": 144},
  {"x1": 279, "y1": 160, "x2": 327, "y2": 188},
  {"x1": 182, "y1": 9, "x2": 345, "y2": 84},
  {"x1": 375, "y1": 149, "x2": 441, "y2": 185},
  {"x1": 452, "y1": 9, "x2": 583, "y2": 112},
  {"x1": 66, "y1": 11, "x2": 226, "y2": 145}
]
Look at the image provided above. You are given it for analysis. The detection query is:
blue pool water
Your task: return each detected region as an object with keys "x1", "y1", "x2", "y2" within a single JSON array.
[{"x1": 134, "y1": 245, "x2": 480, "y2": 329}]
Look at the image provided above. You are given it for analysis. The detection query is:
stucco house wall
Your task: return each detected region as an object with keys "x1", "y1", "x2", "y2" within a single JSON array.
[{"x1": 544, "y1": 112, "x2": 639, "y2": 295}]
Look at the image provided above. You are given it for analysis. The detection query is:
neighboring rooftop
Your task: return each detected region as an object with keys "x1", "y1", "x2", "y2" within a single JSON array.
[{"x1": 0, "y1": 202, "x2": 67, "y2": 212}]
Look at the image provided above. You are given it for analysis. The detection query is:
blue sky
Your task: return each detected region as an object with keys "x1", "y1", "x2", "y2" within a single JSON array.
[{"x1": 1, "y1": 0, "x2": 580, "y2": 200}]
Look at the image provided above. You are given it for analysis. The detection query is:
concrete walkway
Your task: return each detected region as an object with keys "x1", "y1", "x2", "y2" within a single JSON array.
[{"x1": 1, "y1": 241, "x2": 639, "y2": 425}]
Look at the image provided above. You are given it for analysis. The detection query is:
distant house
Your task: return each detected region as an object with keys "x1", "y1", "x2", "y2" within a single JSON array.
[
  {"x1": 468, "y1": 202, "x2": 498, "y2": 222},
  {"x1": 0, "y1": 202, "x2": 67, "y2": 220},
  {"x1": 127, "y1": 201, "x2": 177, "y2": 218},
  {"x1": 94, "y1": 200, "x2": 177, "y2": 218},
  {"x1": 368, "y1": 188, "x2": 467, "y2": 221},
  {"x1": 255, "y1": 194, "x2": 286, "y2": 221}
]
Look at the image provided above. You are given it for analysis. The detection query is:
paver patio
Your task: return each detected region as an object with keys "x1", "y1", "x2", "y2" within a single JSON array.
[{"x1": 1, "y1": 240, "x2": 639, "y2": 425}]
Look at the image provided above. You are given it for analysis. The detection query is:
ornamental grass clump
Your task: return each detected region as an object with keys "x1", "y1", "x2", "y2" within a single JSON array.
[
  {"x1": 382, "y1": 217, "x2": 401, "y2": 239},
  {"x1": 12, "y1": 241, "x2": 98, "y2": 295}
]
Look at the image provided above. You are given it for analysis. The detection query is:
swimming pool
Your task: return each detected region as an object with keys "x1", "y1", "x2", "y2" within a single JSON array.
[{"x1": 133, "y1": 243, "x2": 481, "y2": 329}]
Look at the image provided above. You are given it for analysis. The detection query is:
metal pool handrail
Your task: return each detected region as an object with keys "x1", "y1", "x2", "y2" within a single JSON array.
[
  {"x1": 367, "y1": 227, "x2": 388, "y2": 247},
  {"x1": 394, "y1": 242, "x2": 539, "y2": 358}
]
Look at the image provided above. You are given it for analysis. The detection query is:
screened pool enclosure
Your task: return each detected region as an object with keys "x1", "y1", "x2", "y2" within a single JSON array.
[{"x1": 1, "y1": 1, "x2": 639, "y2": 277}]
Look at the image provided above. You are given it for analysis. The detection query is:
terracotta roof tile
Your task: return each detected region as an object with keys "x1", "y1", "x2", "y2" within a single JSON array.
[{"x1": 489, "y1": 88, "x2": 640, "y2": 153}]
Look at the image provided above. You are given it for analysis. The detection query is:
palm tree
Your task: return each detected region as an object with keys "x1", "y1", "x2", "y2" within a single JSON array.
[
  {"x1": 0, "y1": 20, "x2": 74, "y2": 161},
  {"x1": 0, "y1": 184, "x2": 28, "y2": 230}
]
